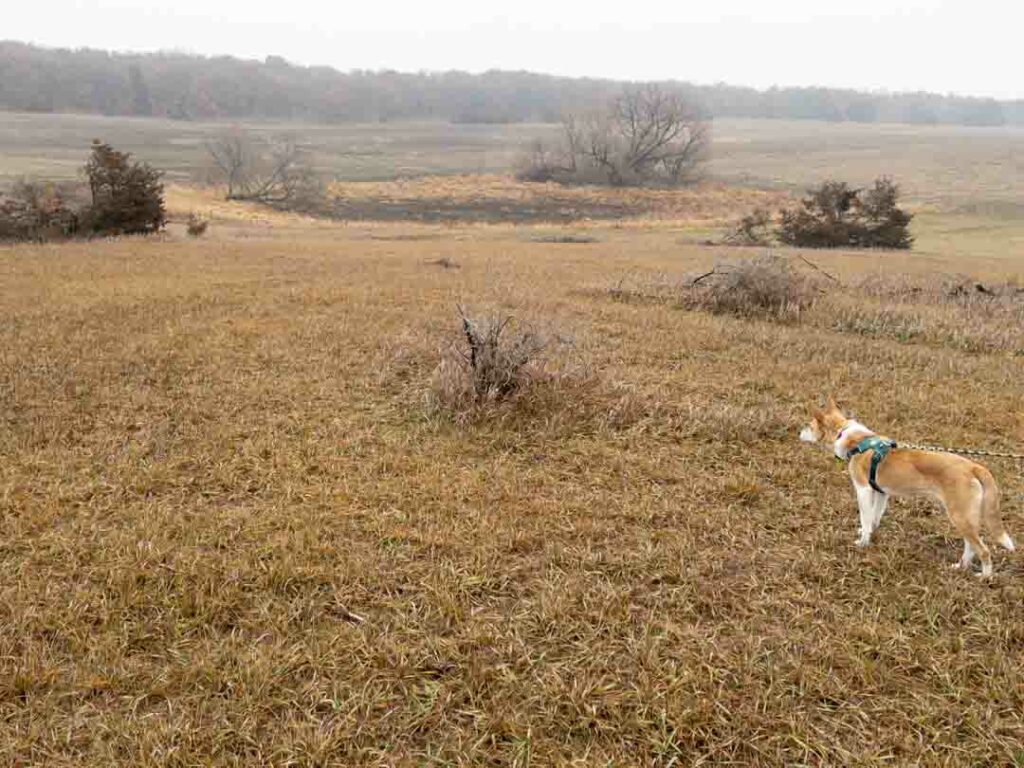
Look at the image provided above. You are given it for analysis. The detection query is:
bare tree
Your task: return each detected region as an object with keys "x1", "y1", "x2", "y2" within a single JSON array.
[
  {"x1": 613, "y1": 85, "x2": 708, "y2": 184},
  {"x1": 205, "y1": 129, "x2": 319, "y2": 205},
  {"x1": 205, "y1": 129, "x2": 251, "y2": 199},
  {"x1": 517, "y1": 85, "x2": 709, "y2": 187}
]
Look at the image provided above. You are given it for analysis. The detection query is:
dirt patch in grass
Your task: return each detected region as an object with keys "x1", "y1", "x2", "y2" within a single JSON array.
[{"x1": 320, "y1": 175, "x2": 791, "y2": 225}]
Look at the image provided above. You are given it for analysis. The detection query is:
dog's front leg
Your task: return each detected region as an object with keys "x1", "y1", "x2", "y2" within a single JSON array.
[{"x1": 854, "y1": 483, "x2": 875, "y2": 547}]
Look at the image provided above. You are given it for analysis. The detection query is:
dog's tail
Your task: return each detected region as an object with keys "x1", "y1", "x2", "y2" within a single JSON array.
[{"x1": 973, "y1": 464, "x2": 1015, "y2": 551}]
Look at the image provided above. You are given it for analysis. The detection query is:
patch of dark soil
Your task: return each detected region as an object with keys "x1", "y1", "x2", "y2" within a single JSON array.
[{"x1": 304, "y1": 197, "x2": 641, "y2": 224}]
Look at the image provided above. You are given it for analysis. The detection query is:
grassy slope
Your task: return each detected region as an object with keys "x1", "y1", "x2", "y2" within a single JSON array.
[
  {"x1": 1, "y1": 211, "x2": 1023, "y2": 764},
  {"x1": 2, "y1": 113, "x2": 1023, "y2": 764}
]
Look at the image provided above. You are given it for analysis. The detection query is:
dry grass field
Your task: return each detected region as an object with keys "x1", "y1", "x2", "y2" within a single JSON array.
[{"x1": 2, "y1": 115, "x2": 1024, "y2": 765}]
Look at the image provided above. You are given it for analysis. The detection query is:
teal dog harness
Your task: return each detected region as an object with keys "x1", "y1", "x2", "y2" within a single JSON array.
[{"x1": 847, "y1": 435, "x2": 897, "y2": 494}]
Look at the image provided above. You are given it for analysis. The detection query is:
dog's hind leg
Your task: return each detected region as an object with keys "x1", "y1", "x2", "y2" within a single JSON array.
[
  {"x1": 944, "y1": 481, "x2": 994, "y2": 578},
  {"x1": 951, "y1": 539, "x2": 974, "y2": 571},
  {"x1": 966, "y1": 532, "x2": 992, "y2": 579}
]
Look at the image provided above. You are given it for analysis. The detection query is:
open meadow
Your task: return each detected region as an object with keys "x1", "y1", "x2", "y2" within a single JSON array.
[{"x1": 2, "y1": 114, "x2": 1024, "y2": 765}]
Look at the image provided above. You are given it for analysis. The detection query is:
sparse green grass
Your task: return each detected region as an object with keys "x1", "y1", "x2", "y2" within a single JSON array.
[{"x1": 1, "y1": 216, "x2": 1023, "y2": 765}]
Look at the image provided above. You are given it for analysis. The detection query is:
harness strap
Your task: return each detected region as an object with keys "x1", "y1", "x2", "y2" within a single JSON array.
[{"x1": 847, "y1": 436, "x2": 897, "y2": 494}]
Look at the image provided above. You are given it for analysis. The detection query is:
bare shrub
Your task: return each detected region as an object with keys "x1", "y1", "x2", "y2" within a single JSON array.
[
  {"x1": 0, "y1": 180, "x2": 79, "y2": 242},
  {"x1": 429, "y1": 307, "x2": 589, "y2": 419},
  {"x1": 186, "y1": 212, "x2": 209, "y2": 237},
  {"x1": 684, "y1": 254, "x2": 822, "y2": 321},
  {"x1": 514, "y1": 138, "x2": 571, "y2": 183},
  {"x1": 206, "y1": 129, "x2": 322, "y2": 208},
  {"x1": 724, "y1": 208, "x2": 773, "y2": 246}
]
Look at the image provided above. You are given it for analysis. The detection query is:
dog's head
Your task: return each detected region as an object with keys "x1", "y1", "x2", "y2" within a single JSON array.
[{"x1": 799, "y1": 395, "x2": 848, "y2": 444}]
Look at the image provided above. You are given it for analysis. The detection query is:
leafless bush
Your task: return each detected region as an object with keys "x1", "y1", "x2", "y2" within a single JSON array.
[
  {"x1": 684, "y1": 254, "x2": 823, "y2": 321},
  {"x1": 0, "y1": 180, "x2": 79, "y2": 242},
  {"x1": 429, "y1": 307, "x2": 589, "y2": 419},
  {"x1": 514, "y1": 138, "x2": 573, "y2": 183},
  {"x1": 186, "y1": 212, "x2": 209, "y2": 237},
  {"x1": 723, "y1": 208, "x2": 773, "y2": 246},
  {"x1": 206, "y1": 129, "x2": 322, "y2": 208}
]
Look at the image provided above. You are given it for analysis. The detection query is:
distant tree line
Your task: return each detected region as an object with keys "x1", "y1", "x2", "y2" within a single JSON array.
[{"x1": 1, "y1": 41, "x2": 1020, "y2": 127}]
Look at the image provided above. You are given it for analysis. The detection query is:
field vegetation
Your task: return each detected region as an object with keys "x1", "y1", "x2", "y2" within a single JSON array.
[{"x1": 1, "y1": 113, "x2": 1023, "y2": 765}]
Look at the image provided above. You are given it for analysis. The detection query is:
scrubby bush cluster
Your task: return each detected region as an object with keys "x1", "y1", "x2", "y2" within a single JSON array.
[
  {"x1": 186, "y1": 212, "x2": 209, "y2": 237},
  {"x1": 428, "y1": 307, "x2": 591, "y2": 420},
  {"x1": 727, "y1": 178, "x2": 913, "y2": 250},
  {"x1": 0, "y1": 141, "x2": 165, "y2": 242},
  {"x1": 430, "y1": 309, "x2": 549, "y2": 415},
  {"x1": 0, "y1": 180, "x2": 80, "y2": 242},
  {"x1": 723, "y1": 208, "x2": 773, "y2": 246},
  {"x1": 684, "y1": 254, "x2": 822, "y2": 321}
]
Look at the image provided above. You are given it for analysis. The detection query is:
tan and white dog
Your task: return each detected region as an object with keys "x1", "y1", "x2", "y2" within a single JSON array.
[{"x1": 800, "y1": 397, "x2": 1014, "y2": 578}]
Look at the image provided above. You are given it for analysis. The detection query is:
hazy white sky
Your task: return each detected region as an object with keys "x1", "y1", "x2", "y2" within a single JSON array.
[{"x1": 7, "y1": 1, "x2": 1023, "y2": 98}]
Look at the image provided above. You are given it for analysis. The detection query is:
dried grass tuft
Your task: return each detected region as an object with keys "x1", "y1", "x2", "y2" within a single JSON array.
[
  {"x1": 186, "y1": 211, "x2": 209, "y2": 237},
  {"x1": 683, "y1": 253, "x2": 823, "y2": 321},
  {"x1": 428, "y1": 306, "x2": 590, "y2": 420}
]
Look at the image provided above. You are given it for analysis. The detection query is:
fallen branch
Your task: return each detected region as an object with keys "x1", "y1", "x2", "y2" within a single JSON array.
[
  {"x1": 337, "y1": 606, "x2": 366, "y2": 624},
  {"x1": 689, "y1": 269, "x2": 717, "y2": 287},
  {"x1": 795, "y1": 254, "x2": 840, "y2": 284}
]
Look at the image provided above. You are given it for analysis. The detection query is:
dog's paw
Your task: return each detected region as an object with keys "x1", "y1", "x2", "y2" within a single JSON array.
[{"x1": 854, "y1": 538, "x2": 871, "y2": 548}]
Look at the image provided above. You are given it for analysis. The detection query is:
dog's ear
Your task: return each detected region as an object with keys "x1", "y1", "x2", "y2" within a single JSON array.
[
  {"x1": 811, "y1": 407, "x2": 825, "y2": 424},
  {"x1": 826, "y1": 395, "x2": 839, "y2": 413}
]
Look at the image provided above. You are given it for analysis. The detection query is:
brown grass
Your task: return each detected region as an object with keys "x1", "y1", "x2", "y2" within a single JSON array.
[
  {"x1": 1, "y1": 187, "x2": 1023, "y2": 766},
  {"x1": 605, "y1": 258, "x2": 1024, "y2": 354}
]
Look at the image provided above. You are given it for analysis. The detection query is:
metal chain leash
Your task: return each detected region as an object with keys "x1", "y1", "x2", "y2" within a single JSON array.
[{"x1": 898, "y1": 442, "x2": 1024, "y2": 461}]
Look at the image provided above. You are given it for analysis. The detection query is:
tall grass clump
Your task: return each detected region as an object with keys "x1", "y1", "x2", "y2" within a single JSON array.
[
  {"x1": 186, "y1": 212, "x2": 209, "y2": 237},
  {"x1": 429, "y1": 306, "x2": 590, "y2": 420}
]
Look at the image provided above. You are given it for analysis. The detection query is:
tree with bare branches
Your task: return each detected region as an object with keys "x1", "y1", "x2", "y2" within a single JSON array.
[
  {"x1": 205, "y1": 129, "x2": 320, "y2": 206},
  {"x1": 517, "y1": 85, "x2": 709, "y2": 187}
]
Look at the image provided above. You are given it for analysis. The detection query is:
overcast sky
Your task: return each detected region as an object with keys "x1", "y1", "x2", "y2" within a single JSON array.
[{"x1": 7, "y1": 1, "x2": 1022, "y2": 99}]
